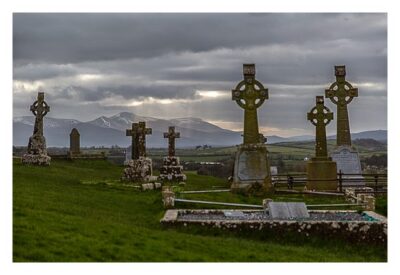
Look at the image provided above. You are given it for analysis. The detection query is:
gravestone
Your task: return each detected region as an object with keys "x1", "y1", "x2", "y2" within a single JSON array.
[
  {"x1": 122, "y1": 121, "x2": 154, "y2": 183},
  {"x1": 306, "y1": 96, "x2": 337, "y2": 190},
  {"x1": 268, "y1": 202, "x2": 310, "y2": 219},
  {"x1": 69, "y1": 128, "x2": 80, "y2": 156},
  {"x1": 22, "y1": 92, "x2": 51, "y2": 165},
  {"x1": 158, "y1": 126, "x2": 186, "y2": 182},
  {"x1": 231, "y1": 64, "x2": 271, "y2": 193},
  {"x1": 325, "y1": 65, "x2": 363, "y2": 186}
]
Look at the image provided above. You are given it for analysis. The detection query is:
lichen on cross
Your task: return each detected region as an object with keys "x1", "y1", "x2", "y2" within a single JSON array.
[
  {"x1": 232, "y1": 64, "x2": 269, "y2": 144},
  {"x1": 325, "y1": 65, "x2": 358, "y2": 147},
  {"x1": 164, "y1": 126, "x2": 180, "y2": 157},
  {"x1": 307, "y1": 96, "x2": 333, "y2": 159}
]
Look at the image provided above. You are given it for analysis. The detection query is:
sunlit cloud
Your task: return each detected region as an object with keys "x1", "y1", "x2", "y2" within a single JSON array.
[{"x1": 196, "y1": 90, "x2": 230, "y2": 99}]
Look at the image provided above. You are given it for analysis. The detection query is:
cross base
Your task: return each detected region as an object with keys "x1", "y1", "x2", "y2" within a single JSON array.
[
  {"x1": 22, "y1": 153, "x2": 51, "y2": 166},
  {"x1": 306, "y1": 159, "x2": 337, "y2": 191},
  {"x1": 231, "y1": 144, "x2": 272, "y2": 194},
  {"x1": 158, "y1": 156, "x2": 187, "y2": 182},
  {"x1": 122, "y1": 157, "x2": 153, "y2": 182}
]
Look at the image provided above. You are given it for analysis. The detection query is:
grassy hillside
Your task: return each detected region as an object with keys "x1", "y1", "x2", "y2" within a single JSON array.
[{"x1": 13, "y1": 159, "x2": 386, "y2": 262}]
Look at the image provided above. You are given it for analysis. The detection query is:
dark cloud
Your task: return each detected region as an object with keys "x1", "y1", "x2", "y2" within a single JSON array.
[
  {"x1": 12, "y1": 13, "x2": 387, "y2": 134},
  {"x1": 13, "y1": 13, "x2": 386, "y2": 64}
]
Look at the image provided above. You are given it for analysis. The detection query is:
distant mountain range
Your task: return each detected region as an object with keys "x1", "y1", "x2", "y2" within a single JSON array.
[{"x1": 13, "y1": 112, "x2": 387, "y2": 148}]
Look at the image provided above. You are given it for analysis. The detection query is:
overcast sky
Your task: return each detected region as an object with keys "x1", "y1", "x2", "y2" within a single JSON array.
[{"x1": 13, "y1": 13, "x2": 387, "y2": 137}]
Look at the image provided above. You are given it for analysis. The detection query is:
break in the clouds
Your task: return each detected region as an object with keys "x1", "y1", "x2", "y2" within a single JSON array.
[{"x1": 13, "y1": 13, "x2": 387, "y2": 136}]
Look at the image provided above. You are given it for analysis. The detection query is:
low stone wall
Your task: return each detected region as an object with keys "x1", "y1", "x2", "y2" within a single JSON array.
[{"x1": 161, "y1": 209, "x2": 387, "y2": 245}]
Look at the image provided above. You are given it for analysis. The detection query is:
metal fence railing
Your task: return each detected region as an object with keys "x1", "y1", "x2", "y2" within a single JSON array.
[{"x1": 272, "y1": 171, "x2": 387, "y2": 194}]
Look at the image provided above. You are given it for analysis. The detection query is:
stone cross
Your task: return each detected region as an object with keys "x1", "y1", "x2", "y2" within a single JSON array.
[
  {"x1": 137, "y1": 121, "x2": 152, "y2": 157},
  {"x1": 126, "y1": 123, "x2": 140, "y2": 160},
  {"x1": 30, "y1": 92, "x2": 50, "y2": 137},
  {"x1": 325, "y1": 65, "x2": 358, "y2": 147},
  {"x1": 69, "y1": 128, "x2": 80, "y2": 154},
  {"x1": 164, "y1": 126, "x2": 180, "y2": 157},
  {"x1": 126, "y1": 121, "x2": 152, "y2": 159},
  {"x1": 307, "y1": 96, "x2": 333, "y2": 158},
  {"x1": 232, "y1": 64, "x2": 269, "y2": 144}
]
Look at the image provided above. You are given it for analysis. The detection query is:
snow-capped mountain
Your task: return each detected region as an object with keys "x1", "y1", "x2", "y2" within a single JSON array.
[{"x1": 13, "y1": 112, "x2": 387, "y2": 148}]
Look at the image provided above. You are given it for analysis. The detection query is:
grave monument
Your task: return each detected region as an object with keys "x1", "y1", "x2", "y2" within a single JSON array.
[
  {"x1": 158, "y1": 126, "x2": 186, "y2": 182},
  {"x1": 231, "y1": 64, "x2": 271, "y2": 193},
  {"x1": 325, "y1": 65, "x2": 363, "y2": 186},
  {"x1": 22, "y1": 92, "x2": 51, "y2": 165},
  {"x1": 69, "y1": 128, "x2": 80, "y2": 157},
  {"x1": 306, "y1": 96, "x2": 337, "y2": 190},
  {"x1": 122, "y1": 121, "x2": 153, "y2": 182}
]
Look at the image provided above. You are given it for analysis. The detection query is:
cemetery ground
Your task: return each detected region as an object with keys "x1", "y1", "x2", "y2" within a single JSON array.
[{"x1": 13, "y1": 155, "x2": 387, "y2": 262}]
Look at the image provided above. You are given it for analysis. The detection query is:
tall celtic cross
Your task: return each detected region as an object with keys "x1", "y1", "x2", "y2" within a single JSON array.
[
  {"x1": 126, "y1": 121, "x2": 152, "y2": 159},
  {"x1": 325, "y1": 65, "x2": 358, "y2": 146},
  {"x1": 164, "y1": 126, "x2": 180, "y2": 157},
  {"x1": 307, "y1": 96, "x2": 333, "y2": 158},
  {"x1": 232, "y1": 64, "x2": 269, "y2": 144},
  {"x1": 30, "y1": 92, "x2": 50, "y2": 137}
]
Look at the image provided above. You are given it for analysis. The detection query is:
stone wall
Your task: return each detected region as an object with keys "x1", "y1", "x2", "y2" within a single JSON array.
[{"x1": 161, "y1": 209, "x2": 387, "y2": 245}]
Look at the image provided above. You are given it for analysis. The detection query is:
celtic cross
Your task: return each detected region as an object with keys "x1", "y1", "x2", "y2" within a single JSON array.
[
  {"x1": 30, "y1": 92, "x2": 50, "y2": 137},
  {"x1": 126, "y1": 121, "x2": 152, "y2": 159},
  {"x1": 232, "y1": 64, "x2": 269, "y2": 144},
  {"x1": 164, "y1": 126, "x2": 180, "y2": 157},
  {"x1": 307, "y1": 96, "x2": 333, "y2": 158},
  {"x1": 137, "y1": 121, "x2": 152, "y2": 157},
  {"x1": 325, "y1": 65, "x2": 358, "y2": 146},
  {"x1": 126, "y1": 123, "x2": 140, "y2": 160}
]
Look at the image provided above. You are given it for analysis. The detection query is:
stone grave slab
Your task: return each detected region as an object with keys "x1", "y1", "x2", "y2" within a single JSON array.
[
  {"x1": 223, "y1": 210, "x2": 245, "y2": 218},
  {"x1": 268, "y1": 202, "x2": 309, "y2": 219}
]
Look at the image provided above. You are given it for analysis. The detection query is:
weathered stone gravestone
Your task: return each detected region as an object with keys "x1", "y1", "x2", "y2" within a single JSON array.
[
  {"x1": 122, "y1": 121, "x2": 154, "y2": 182},
  {"x1": 325, "y1": 65, "x2": 364, "y2": 186},
  {"x1": 306, "y1": 96, "x2": 337, "y2": 190},
  {"x1": 158, "y1": 126, "x2": 186, "y2": 182},
  {"x1": 268, "y1": 202, "x2": 310, "y2": 219},
  {"x1": 231, "y1": 64, "x2": 271, "y2": 193},
  {"x1": 22, "y1": 92, "x2": 51, "y2": 165},
  {"x1": 69, "y1": 128, "x2": 80, "y2": 156}
]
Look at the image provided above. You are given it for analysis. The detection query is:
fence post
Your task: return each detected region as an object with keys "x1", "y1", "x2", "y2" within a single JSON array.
[{"x1": 338, "y1": 170, "x2": 343, "y2": 193}]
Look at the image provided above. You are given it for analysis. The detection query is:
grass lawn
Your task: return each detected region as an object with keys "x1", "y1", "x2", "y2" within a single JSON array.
[{"x1": 13, "y1": 159, "x2": 387, "y2": 262}]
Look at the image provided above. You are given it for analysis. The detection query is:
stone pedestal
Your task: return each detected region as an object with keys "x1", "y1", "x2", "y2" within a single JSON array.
[
  {"x1": 22, "y1": 135, "x2": 51, "y2": 165},
  {"x1": 231, "y1": 143, "x2": 271, "y2": 193},
  {"x1": 158, "y1": 156, "x2": 186, "y2": 182},
  {"x1": 307, "y1": 157, "x2": 337, "y2": 191},
  {"x1": 330, "y1": 145, "x2": 364, "y2": 186},
  {"x1": 122, "y1": 157, "x2": 153, "y2": 182}
]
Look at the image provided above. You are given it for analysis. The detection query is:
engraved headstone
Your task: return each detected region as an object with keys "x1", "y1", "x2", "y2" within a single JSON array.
[
  {"x1": 231, "y1": 64, "x2": 271, "y2": 193},
  {"x1": 268, "y1": 202, "x2": 309, "y2": 219},
  {"x1": 22, "y1": 92, "x2": 51, "y2": 165},
  {"x1": 237, "y1": 149, "x2": 269, "y2": 181},
  {"x1": 331, "y1": 146, "x2": 364, "y2": 186}
]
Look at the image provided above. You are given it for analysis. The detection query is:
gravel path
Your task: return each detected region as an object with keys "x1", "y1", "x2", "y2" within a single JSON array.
[{"x1": 178, "y1": 211, "x2": 376, "y2": 221}]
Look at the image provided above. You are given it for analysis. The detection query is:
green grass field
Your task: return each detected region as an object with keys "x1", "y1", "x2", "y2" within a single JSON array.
[{"x1": 13, "y1": 159, "x2": 387, "y2": 262}]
